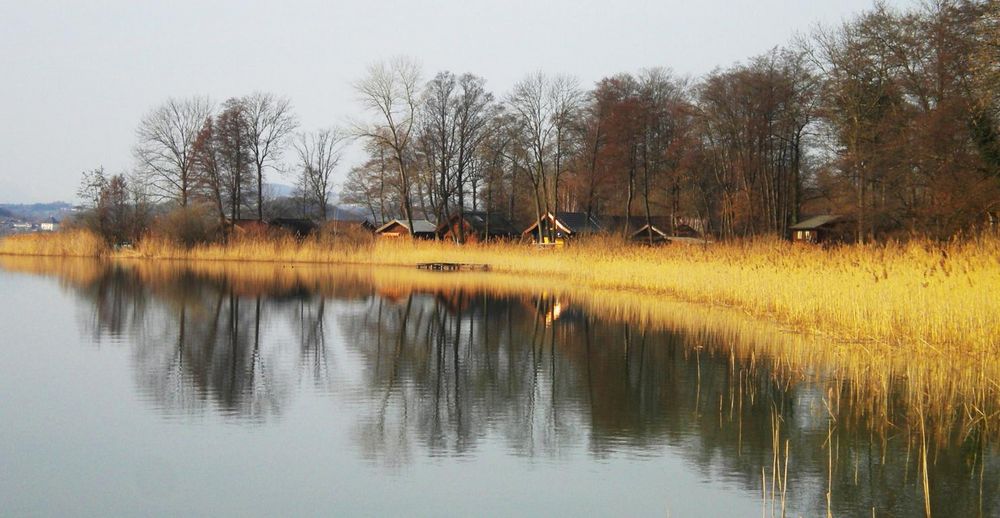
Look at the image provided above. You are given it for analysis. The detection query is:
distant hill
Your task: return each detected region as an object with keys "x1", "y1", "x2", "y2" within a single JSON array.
[
  {"x1": 264, "y1": 182, "x2": 296, "y2": 198},
  {"x1": 0, "y1": 207, "x2": 12, "y2": 218},
  {"x1": 0, "y1": 202, "x2": 75, "y2": 222},
  {"x1": 329, "y1": 205, "x2": 371, "y2": 221}
]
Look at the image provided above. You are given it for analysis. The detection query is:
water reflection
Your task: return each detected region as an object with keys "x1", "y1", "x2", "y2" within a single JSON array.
[
  {"x1": 2, "y1": 257, "x2": 997, "y2": 517},
  {"x1": 75, "y1": 265, "x2": 306, "y2": 419}
]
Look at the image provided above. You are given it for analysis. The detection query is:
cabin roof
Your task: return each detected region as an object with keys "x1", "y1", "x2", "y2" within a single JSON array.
[
  {"x1": 630, "y1": 224, "x2": 668, "y2": 238},
  {"x1": 599, "y1": 215, "x2": 673, "y2": 234},
  {"x1": 790, "y1": 214, "x2": 845, "y2": 230},
  {"x1": 327, "y1": 218, "x2": 377, "y2": 230},
  {"x1": 270, "y1": 217, "x2": 316, "y2": 226},
  {"x1": 558, "y1": 212, "x2": 602, "y2": 233},
  {"x1": 376, "y1": 219, "x2": 437, "y2": 234},
  {"x1": 229, "y1": 219, "x2": 269, "y2": 231},
  {"x1": 523, "y1": 212, "x2": 603, "y2": 235},
  {"x1": 442, "y1": 211, "x2": 519, "y2": 235}
]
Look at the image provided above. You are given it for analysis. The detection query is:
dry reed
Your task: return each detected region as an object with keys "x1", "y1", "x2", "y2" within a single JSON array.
[{"x1": 0, "y1": 230, "x2": 106, "y2": 257}]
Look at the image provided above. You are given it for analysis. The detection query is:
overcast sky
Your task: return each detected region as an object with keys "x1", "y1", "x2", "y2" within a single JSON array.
[{"x1": 0, "y1": 0, "x2": 910, "y2": 204}]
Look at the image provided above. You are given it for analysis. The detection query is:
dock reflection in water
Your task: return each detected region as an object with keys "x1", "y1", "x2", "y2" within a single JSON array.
[{"x1": 0, "y1": 257, "x2": 996, "y2": 517}]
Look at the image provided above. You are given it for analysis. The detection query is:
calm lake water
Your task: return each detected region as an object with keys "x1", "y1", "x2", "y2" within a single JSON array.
[{"x1": 0, "y1": 258, "x2": 996, "y2": 517}]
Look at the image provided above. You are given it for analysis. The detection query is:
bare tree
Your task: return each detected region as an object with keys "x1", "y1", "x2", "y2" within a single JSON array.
[
  {"x1": 134, "y1": 97, "x2": 213, "y2": 207},
  {"x1": 353, "y1": 57, "x2": 423, "y2": 235},
  {"x1": 452, "y1": 73, "x2": 495, "y2": 242},
  {"x1": 637, "y1": 68, "x2": 688, "y2": 243},
  {"x1": 508, "y1": 72, "x2": 556, "y2": 242},
  {"x1": 548, "y1": 75, "x2": 583, "y2": 223},
  {"x1": 295, "y1": 128, "x2": 346, "y2": 220},
  {"x1": 341, "y1": 164, "x2": 382, "y2": 224},
  {"x1": 243, "y1": 92, "x2": 298, "y2": 221},
  {"x1": 76, "y1": 168, "x2": 151, "y2": 245},
  {"x1": 77, "y1": 166, "x2": 109, "y2": 208},
  {"x1": 418, "y1": 71, "x2": 459, "y2": 227},
  {"x1": 191, "y1": 117, "x2": 226, "y2": 223},
  {"x1": 217, "y1": 98, "x2": 255, "y2": 221}
]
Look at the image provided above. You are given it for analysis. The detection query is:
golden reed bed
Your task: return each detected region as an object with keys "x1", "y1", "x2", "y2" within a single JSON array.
[{"x1": 3, "y1": 229, "x2": 998, "y2": 354}]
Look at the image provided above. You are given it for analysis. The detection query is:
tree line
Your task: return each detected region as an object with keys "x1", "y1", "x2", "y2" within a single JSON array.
[
  {"x1": 78, "y1": 92, "x2": 342, "y2": 243},
  {"x1": 82, "y1": 0, "x2": 999, "y2": 244},
  {"x1": 344, "y1": 0, "x2": 999, "y2": 242}
]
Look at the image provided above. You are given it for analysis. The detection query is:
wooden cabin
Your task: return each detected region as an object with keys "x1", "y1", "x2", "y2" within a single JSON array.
[
  {"x1": 229, "y1": 218, "x2": 318, "y2": 238},
  {"x1": 790, "y1": 215, "x2": 852, "y2": 244},
  {"x1": 595, "y1": 214, "x2": 689, "y2": 244},
  {"x1": 598, "y1": 215, "x2": 648, "y2": 235},
  {"x1": 673, "y1": 223, "x2": 701, "y2": 238},
  {"x1": 629, "y1": 224, "x2": 670, "y2": 244},
  {"x1": 436, "y1": 211, "x2": 519, "y2": 243},
  {"x1": 325, "y1": 218, "x2": 377, "y2": 234},
  {"x1": 522, "y1": 212, "x2": 603, "y2": 244},
  {"x1": 229, "y1": 218, "x2": 270, "y2": 235},
  {"x1": 375, "y1": 219, "x2": 438, "y2": 239},
  {"x1": 269, "y1": 218, "x2": 318, "y2": 238}
]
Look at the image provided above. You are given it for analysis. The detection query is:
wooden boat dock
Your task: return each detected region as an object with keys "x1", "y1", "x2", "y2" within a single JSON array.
[{"x1": 416, "y1": 262, "x2": 491, "y2": 272}]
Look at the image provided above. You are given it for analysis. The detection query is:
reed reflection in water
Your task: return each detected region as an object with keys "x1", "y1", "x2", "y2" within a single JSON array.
[{"x1": 2, "y1": 257, "x2": 997, "y2": 517}]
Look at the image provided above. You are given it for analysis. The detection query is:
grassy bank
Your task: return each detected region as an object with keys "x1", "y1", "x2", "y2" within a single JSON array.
[{"x1": 3, "y1": 229, "x2": 999, "y2": 357}]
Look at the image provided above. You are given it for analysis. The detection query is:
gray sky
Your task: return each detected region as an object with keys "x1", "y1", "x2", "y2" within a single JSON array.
[{"x1": 0, "y1": 0, "x2": 908, "y2": 203}]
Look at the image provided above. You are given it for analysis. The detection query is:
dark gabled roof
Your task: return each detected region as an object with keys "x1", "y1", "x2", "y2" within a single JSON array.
[
  {"x1": 270, "y1": 217, "x2": 316, "y2": 226},
  {"x1": 375, "y1": 219, "x2": 438, "y2": 234},
  {"x1": 599, "y1": 215, "x2": 671, "y2": 234},
  {"x1": 327, "y1": 218, "x2": 377, "y2": 231},
  {"x1": 442, "y1": 211, "x2": 519, "y2": 236},
  {"x1": 268, "y1": 218, "x2": 318, "y2": 236},
  {"x1": 673, "y1": 223, "x2": 700, "y2": 238},
  {"x1": 790, "y1": 215, "x2": 845, "y2": 230},
  {"x1": 522, "y1": 212, "x2": 604, "y2": 235},
  {"x1": 230, "y1": 218, "x2": 270, "y2": 231},
  {"x1": 598, "y1": 215, "x2": 640, "y2": 233},
  {"x1": 630, "y1": 224, "x2": 668, "y2": 238},
  {"x1": 557, "y1": 212, "x2": 602, "y2": 233}
]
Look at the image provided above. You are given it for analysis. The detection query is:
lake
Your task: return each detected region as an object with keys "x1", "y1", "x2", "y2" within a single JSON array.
[{"x1": 0, "y1": 257, "x2": 996, "y2": 517}]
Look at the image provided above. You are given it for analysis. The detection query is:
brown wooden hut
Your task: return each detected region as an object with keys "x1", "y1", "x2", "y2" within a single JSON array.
[
  {"x1": 522, "y1": 212, "x2": 603, "y2": 244},
  {"x1": 673, "y1": 223, "x2": 701, "y2": 238},
  {"x1": 436, "y1": 211, "x2": 519, "y2": 243},
  {"x1": 229, "y1": 218, "x2": 269, "y2": 235},
  {"x1": 269, "y1": 218, "x2": 318, "y2": 238},
  {"x1": 790, "y1": 215, "x2": 853, "y2": 244},
  {"x1": 599, "y1": 215, "x2": 676, "y2": 242},
  {"x1": 629, "y1": 224, "x2": 670, "y2": 244},
  {"x1": 375, "y1": 219, "x2": 438, "y2": 239},
  {"x1": 325, "y1": 218, "x2": 377, "y2": 233},
  {"x1": 598, "y1": 215, "x2": 647, "y2": 235}
]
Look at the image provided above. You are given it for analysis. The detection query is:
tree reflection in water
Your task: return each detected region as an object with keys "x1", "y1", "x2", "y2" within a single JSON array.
[{"x1": 13, "y1": 258, "x2": 997, "y2": 517}]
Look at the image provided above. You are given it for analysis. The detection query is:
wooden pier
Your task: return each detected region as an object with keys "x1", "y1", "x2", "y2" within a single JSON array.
[{"x1": 416, "y1": 262, "x2": 491, "y2": 272}]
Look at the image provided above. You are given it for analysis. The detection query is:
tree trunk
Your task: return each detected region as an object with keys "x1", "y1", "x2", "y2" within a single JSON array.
[{"x1": 256, "y1": 163, "x2": 264, "y2": 221}]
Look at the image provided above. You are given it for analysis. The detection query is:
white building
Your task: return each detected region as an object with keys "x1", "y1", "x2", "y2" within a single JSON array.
[{"x1": 39, "y1": 218, "x2": 59, "y2": 232}]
